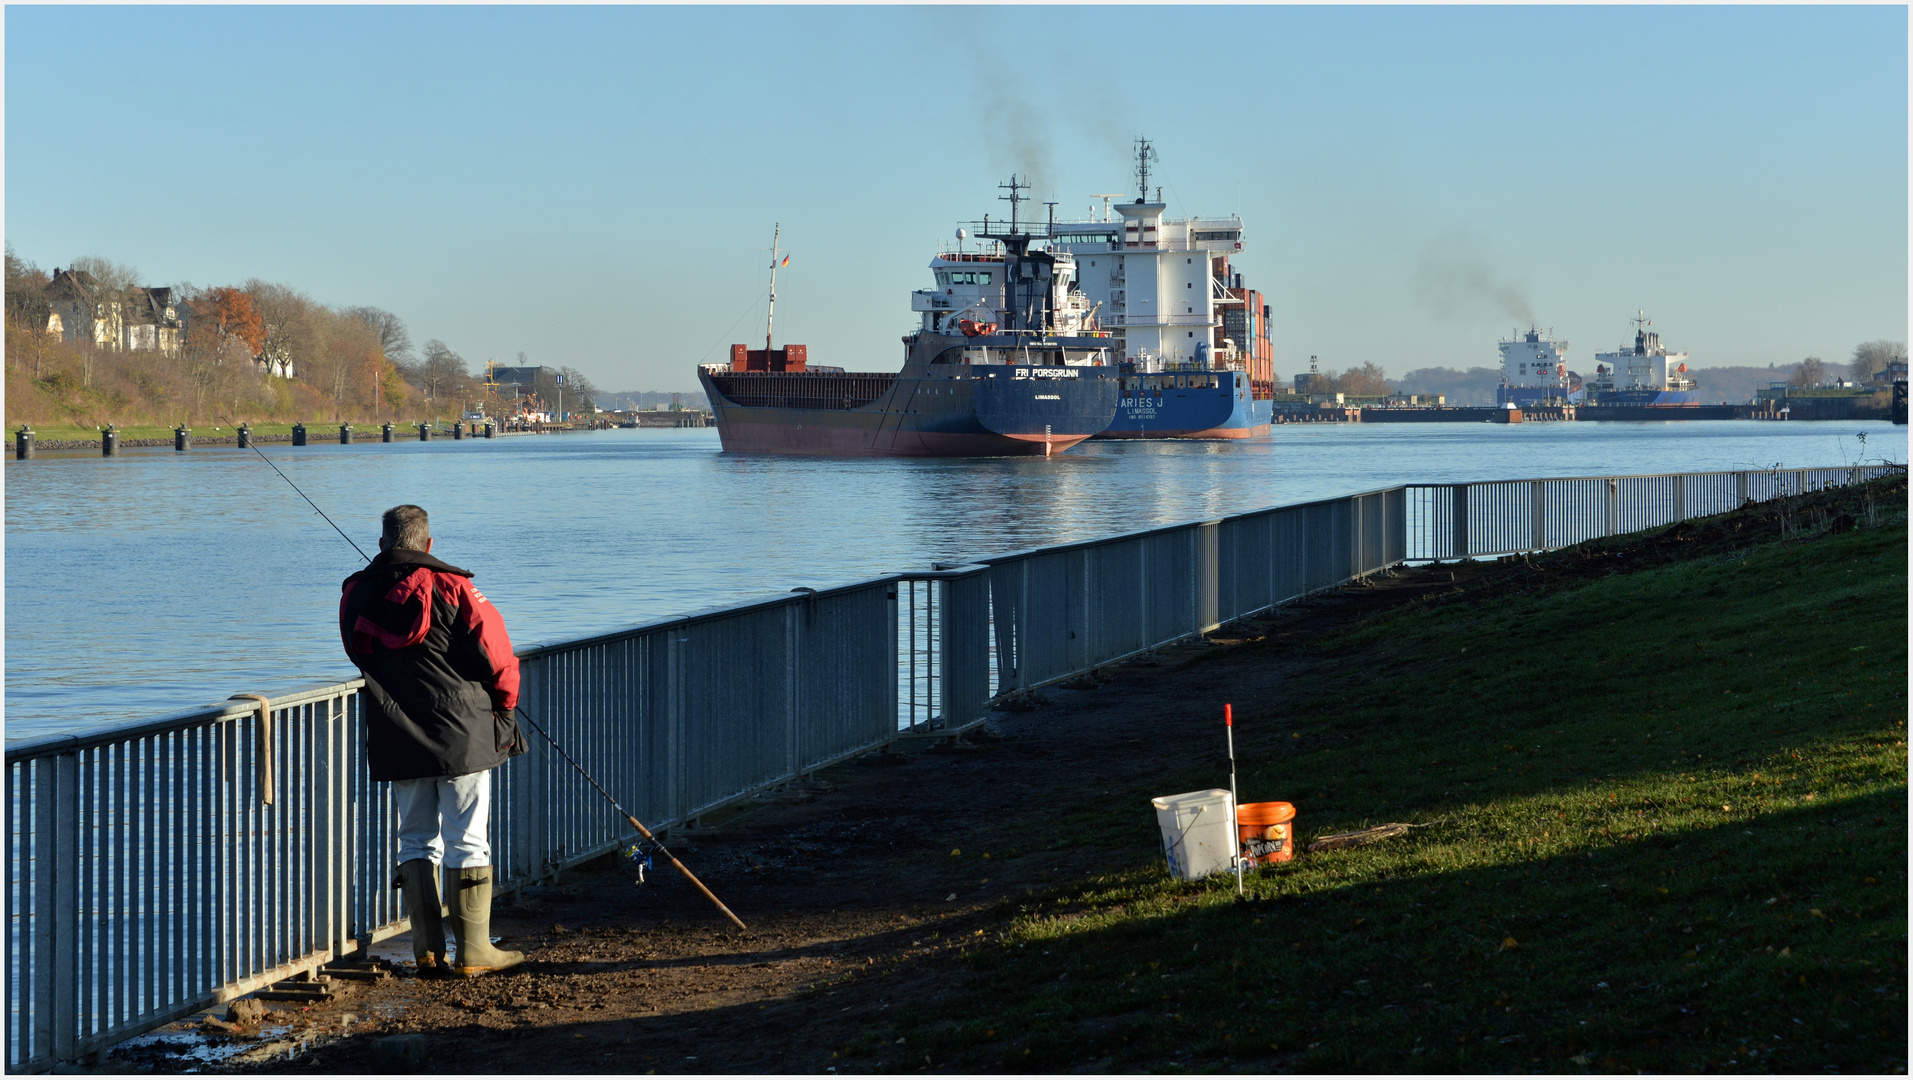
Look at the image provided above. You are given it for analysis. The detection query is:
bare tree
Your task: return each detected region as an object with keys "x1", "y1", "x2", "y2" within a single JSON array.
[
  {"x1": 345, "y1": 306, "x2": 413, "y2": 368},
  {"x1": 68, "y1": 255, "x2": 140, "y2": 294},
  {"x1": 1790, "y1": 356, "x2": 1828, "y2": 388},
  {"x1": 244, "y1": 280, "x2": 314, "y2": 377},
  {"x1": 5, "y1": 246, "x2": 50, "y2": 334},
  {"x1": 418, "y1": 339, "x2": 467, "y2": 403},
  {"x1": 1850, "y1": 340, "x2": 1906, "y2": 382}
]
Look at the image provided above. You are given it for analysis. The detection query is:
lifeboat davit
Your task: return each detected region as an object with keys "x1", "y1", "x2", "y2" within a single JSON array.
[{"x1": 959, "y1": 319, "x2": 998, "y2": 337}]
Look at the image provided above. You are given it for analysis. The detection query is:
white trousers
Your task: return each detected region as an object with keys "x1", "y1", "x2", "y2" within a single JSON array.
[{"x1": 392, "y1": 771, "x2": 492, "y2": 869}]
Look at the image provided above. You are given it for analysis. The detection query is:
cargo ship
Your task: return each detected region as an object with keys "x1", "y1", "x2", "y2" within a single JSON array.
[
  {"x1": 699, "y1": 205, "x2": 1120, "y2": 457},
  {"x1": 1495, "y1": 327, "x2": 1578, "y2": 407},
  {"x1": 1583, "y1": 310, "x2": 1698, "y2": 406},
  {"x1": 1045, "y1": 140, "x2": 1276, "y2": 439}
]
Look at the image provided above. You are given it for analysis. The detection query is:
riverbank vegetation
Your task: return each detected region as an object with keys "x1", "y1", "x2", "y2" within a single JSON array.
[
  {"x1": 840, "y1": 476, "x2": 1907, "y2": 1073},
  {"x1": 4, "y1": 248, "x2": 597, "y2": 431}
]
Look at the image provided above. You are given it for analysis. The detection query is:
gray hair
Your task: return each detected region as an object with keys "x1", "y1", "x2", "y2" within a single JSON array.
[{"x1": 381, "y1": 505, "x2": 431, "y2": 552}]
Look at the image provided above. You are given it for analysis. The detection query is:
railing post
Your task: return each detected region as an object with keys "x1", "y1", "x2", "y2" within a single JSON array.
[
  {"x1": 785, "y1": 602, "x2": 802, "y2": 779},
  {"x1": 1606, "y1": 478, "x2": 1618, "y2": 537},
  {"x1": 1674, "y1": 473, "x2": 1688, "y2": 521},
  {"x1": 1736, "y1": 470, "x2": 1749, "y2": 507},
  {"x1": 1452, "y1": 484, "x2": 1468, "y2": 558},
  {"x1": 1529, "y1": 480, "x2": 1545, "y2": 551},
  {"x1": 1197, "y1": 522, "x2": 1220, "y2": 631},
  {"x1": 44, "y1": 752, "x2": 80, "y2": 1061}
]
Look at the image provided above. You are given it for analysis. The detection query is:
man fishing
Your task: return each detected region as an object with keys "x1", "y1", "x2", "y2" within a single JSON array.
[{"x1": 340, "y1": 504, "x2": 528, "y2": 978}]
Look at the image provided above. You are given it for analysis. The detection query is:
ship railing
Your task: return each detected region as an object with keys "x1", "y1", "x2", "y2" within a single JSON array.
[{"x1": 8, "y1": 464, "x2": 1902, "y2": 1070}]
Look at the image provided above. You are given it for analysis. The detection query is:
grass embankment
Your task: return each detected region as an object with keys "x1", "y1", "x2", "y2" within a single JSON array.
[{"x1": 846, "y1": 478, "x2": 1908, "y2": 1073}]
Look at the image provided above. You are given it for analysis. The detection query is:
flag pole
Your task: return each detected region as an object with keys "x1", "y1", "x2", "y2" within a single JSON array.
[{"x1": 1227, "y1": 703, "x2": 1243, "y2": 896}]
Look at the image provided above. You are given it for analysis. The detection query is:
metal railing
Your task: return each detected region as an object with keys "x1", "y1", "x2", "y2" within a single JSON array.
[
  {"x1": 1402, "y1": 465, "x2": 1896, "y2": 560},
  {"x1": 5, "y1": 465, "x2": 1895, "y2": 1069}
]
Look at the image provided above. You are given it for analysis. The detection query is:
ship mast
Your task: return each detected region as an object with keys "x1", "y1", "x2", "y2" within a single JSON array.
[
  {"x1": 998, "y1": 175, "x2": 1027, "y2": 234},
  {"x1": 765, "y1": 223, "x2": 784, "y2": 352},
  {"x1": 1134, "y1": 136, "x2": 1158, "y2": 202}
]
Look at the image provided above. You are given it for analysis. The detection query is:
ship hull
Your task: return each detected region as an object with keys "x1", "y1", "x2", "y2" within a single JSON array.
[
  {"x1": 1587, "y1": 389, "x2": 1698, "y2": 406},
  {"x1": 698, "y1": 366, "x2": 1119, "y2": 458},
  {"x1": 1095, "y1": 370, "x2": 1272, "y2": 440}
]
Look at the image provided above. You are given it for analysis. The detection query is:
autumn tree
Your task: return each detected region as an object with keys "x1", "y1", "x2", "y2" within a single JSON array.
[
  {"x1": 195, "y1": 287, "x2": 268, "y2": 356},
  {"x1": 1335, "y1": 362, "x2": 1392, "y2": 397}
]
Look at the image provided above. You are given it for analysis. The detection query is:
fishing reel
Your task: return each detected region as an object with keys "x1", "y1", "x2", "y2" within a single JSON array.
[{"x1": 621, "y1": 841, "x2": 655, "y2": 885}]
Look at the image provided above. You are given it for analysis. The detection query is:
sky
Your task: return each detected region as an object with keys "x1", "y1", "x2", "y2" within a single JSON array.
[{"x1": 5, "y1": 5, "x2": 1906, "y2": 391}]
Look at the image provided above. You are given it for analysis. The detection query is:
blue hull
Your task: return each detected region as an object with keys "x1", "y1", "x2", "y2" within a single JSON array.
[
  {"x1": 1496, "y1": 386, "x2": 1576, "y2": 408},
  {"x1": 1096, "y1": 369, "x2": 1272, "y2": 439}
]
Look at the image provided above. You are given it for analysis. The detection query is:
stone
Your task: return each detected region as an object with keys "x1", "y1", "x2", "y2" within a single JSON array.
[{"x1": 226, "y1": 998, "x2": 270, "y2": 1026}]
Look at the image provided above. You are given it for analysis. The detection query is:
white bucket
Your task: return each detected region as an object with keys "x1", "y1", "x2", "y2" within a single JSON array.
[{"x1": 1152, "y1": 788, "x2": 1237, "y2": 881}]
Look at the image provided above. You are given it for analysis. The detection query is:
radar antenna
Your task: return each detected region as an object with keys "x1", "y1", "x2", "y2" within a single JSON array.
[
  {"x1": 1134, "y1": 136, "x2": 1159, "y2": 202},
  {"x1": 1089, "y1": 194, "x2": 1124, "y2": 222}
]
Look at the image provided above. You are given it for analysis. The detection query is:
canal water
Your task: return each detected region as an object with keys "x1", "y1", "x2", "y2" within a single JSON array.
[{"x1": 5, "y1": 421, "x2": 1902, "y2": 740}]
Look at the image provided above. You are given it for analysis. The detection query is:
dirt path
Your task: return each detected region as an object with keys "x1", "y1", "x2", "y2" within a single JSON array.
[{"x1": 112, "y1": 564, "x2": 1494, "y2": 1074}]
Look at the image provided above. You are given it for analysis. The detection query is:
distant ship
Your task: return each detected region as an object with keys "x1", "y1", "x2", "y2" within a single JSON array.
[
  {"x1": 1046, "y1": 139, "x2": 1276, "y2": 439},
  {"x1": 1584, "y1": 311, "x2": 1698, "y2": 406},
  {"x1": 1495, "y1": 327, "x2": 1577, "y2": 407},
  {"x1": 699, "y1": 204, "x2": 1120, "y2": 457}
]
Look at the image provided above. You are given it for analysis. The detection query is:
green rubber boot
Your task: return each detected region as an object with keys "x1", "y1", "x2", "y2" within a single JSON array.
[
  {"x1": 397, "y1": 859, "x2": 449, "y2": 977},
  {"x1": 445, "y1": 865, "x2": 525, "y2": 977}
]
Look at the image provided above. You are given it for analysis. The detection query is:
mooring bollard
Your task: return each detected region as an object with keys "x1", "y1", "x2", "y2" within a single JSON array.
[
  {"x1": 452, "y1": 421, "x2": 464, "y2": 440},
  {"x1": 102, "y1": 424, "x2": 119, "y2": 456},
  {"x1": 382, "y1": 422, "x2": 394, "y2": 443},
  {"x1": 236, "y1": 423, "x2": 251, "y2": 449},
  {"x1": 418, "y1": 422, "x2": 430, "y2": 441},
  {"x1": 16, "y1": 425, "x2": 34, "y2": 460},
  {"x1": 339, "y1": 423, "x2": 353, "y2": 445},
  {"x1": 484, "y1": 420, "x2": 496, "y2": 438},
  {"x1": 292, "y1": 422, "x2": 308, "y2": 447},
  {"x1": 174, "y1": 425, "x2": 192, "y2": 452}
]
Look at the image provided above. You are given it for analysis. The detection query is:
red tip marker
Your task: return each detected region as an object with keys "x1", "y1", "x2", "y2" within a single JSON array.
[{"x1": 1225, "y1": 703, "x2": 1233, "y2": 727}]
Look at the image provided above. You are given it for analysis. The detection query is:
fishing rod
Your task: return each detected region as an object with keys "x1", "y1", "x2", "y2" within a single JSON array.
[
  {"x1": 226, "y1": 422, "x2": 748, "y2": 930},
  {"x1": 220, "y1": 416, "x2": 371, "y2": 563},
  {"x1": 513, "y1": 704, "x2": 748, "y2": 932}
]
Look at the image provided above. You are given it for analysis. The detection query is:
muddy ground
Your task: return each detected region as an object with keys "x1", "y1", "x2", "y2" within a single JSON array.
[{"x1": 107, "y1": 561, "x2": 1523, "y2": 1074}]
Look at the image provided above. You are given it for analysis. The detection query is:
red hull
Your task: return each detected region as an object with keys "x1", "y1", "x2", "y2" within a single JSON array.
[{"x1": 714, "y1": 419, "x2": 1093, "y2": 457}]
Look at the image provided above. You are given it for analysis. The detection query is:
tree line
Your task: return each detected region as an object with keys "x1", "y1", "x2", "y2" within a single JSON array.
[{"x1": 3, "y1": 247, "x2": 597, "y2": 429}]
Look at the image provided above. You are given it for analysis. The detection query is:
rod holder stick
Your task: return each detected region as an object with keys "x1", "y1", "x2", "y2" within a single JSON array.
[
  {"x1": 514, "y1": 705, "x2": 748, "y2": 932},
  {"x1": 1226, "y1": 703, "x2": 1242, "y2": 896}
]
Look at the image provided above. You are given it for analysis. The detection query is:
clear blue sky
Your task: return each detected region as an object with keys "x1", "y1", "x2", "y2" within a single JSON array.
[{"x1": 6, "y1": 6, "x2": 1905, "y2": 390}]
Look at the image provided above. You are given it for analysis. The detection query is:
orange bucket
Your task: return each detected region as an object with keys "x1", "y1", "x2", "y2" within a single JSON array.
[{"x1": 1237, "y1": 802, "x2": 1296, "y2": 865}]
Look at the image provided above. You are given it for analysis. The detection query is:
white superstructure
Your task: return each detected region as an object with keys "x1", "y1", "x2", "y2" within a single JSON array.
[
  {"x1": 1046, "y1": 139, "x2": 1249, "y2": 371},
  {"x1": 913, "y1": 141, "x2": 1253, "y2": 374},
  {"x1": 1590, "y1": 310, "x2": 1693, "y2": 395},
  {"x1": 1498, "y1": 327, "x2": 1570, "y2": 395}
]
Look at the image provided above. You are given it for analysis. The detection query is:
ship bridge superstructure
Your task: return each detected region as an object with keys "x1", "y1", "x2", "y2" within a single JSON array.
[{"x1": 1591, "y1": 310, "x2": 1693, "y2": 396}]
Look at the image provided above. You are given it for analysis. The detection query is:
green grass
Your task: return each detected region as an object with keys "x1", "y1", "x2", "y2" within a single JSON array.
[{"x1": 841, "y1": 487, "x2": 1908, "y2": 1073}]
